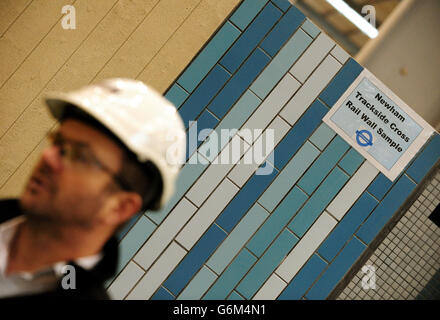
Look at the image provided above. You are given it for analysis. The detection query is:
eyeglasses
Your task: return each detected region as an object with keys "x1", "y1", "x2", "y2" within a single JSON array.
[{"x1": 47, "y1": 131, "x2": 132, "y2": 191}]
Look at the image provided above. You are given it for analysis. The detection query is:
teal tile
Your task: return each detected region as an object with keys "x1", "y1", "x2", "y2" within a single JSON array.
[
  {"x1": 177, "y1": 266, "x2": 218, "y2": 300},
  {"x1": 146, "y1": 153, "x2": 208, "y2": 224},
  {"x1": 259, "y1": 141, "x2": 320, "y2": 212},
  {"x1": 301, "y1": 19, "x2": 321, "y2": 38},
  {"x1": 206, "y1": 203, "x2": 269, "y2": 274},
  {"x1": 250, "y1": 28, "x2": 312, "y2": 99},
  {"x1": 289, "y1": 167, "x2": 349, "y2": 237},
  {"x1": 230, "y1": 0, "x2": 269, "y2": 31},
  {"x1": 203, "y1": 249, "x2": 256, "y2": 300},
  {"x1": 228, "y1": 291, "x2": 245, "y2": 300},
  {"x1": 177, "y1": 21, "x2": 240, "y2": 92},
  {"x1": 165, "y1": 84, "x2": 188, "y2": 109},
  {"x1": 250, "y1": 187, "x2": 308, "y2": 257},
  {"x1": 297, "y1": 135, "x2": 349, "y2": 195},
  {"x1": 309, "y1": 122, "x2": 336, "y2": 150},
  {"x1": 117, "y1": 216, "x2": 156, "y2": 275},
  {"x1": 236, "y1": 229, "x2": 298, "y2": 299},
  {"x1": 339, "y1": 148, "x2": 365, "y2": 175}
]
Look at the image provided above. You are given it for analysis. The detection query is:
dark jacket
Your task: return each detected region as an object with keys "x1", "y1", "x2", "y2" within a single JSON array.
[{"x1": 0, "y1": 199, "x2": 118, "y2": 300}]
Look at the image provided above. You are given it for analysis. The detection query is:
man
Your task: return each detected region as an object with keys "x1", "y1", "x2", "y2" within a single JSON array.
[{"x1": 0, "y1": 78, "x2": 186, "y2": 299}]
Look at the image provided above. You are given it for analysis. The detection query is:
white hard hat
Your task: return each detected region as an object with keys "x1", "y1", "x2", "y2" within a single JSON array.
[{"x1": 44, "y1": 78, "x2": 186, "y2": 210}]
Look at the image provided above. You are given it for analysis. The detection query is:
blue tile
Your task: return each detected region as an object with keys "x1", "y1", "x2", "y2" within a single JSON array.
[
  {"x1": 178, "y1": 64, "x2": 230, "y2": 129},
  {"x1": 271, "y1": 0, "x2": 291, "y2": 11},
  {"x1": 165, "y1": 84, "x2": 188, "y2": 109},
  {"x1": 216, "y1": 161, "x2": 278, "y2": 233},
  {"x1": 319, "y1": 58, "x2": 363, "y2": 107},
  {"x1": 230, "y1": 0, "x2": 269, "y2": 31},
  {"x1": 186, "y1": 109, "x2": 219, "y2": 159},
  {"x1": 289, "y1": 167, "x2": 349, "y2": 237},
  {"x1": 260, "y1": 5, "x2": 305, "y2": 57},
  {"x1": 318, "y1": 193, "x2": 378, "y2": 261},
  {"x1": 237, "y1": 229, "x2": 298, "y2": 299},
  {"x1": 210, "y1": 48, "x2": 271, "y2": 119},
  {"x1": 151, "y1": 286, "x2": 175, "y2": 300},
  {"x1": 306, "y1": 237, "x2": 366, "y2": 299},
  {"x1": 249, "y1": 187, "x2": 308, "y2": 257},
  {"x1": 177, "y1": 22, "x2": 240, "y2": 92},
  {"x1": 220, "y1": 3, "x2": 281, "y2": 73},
  {"x1": 406, "y1": 133, "x2": 440, "y2": 183},
  {"x1": 297, "y1": 135, "x2": 349, "y2": 195},
  {"x1": 163, "y1": 224, "x2": 227, "y2": 296},
  {"x1": 203, "y1": 249, "x2": 256, "y2": 300},
  {"x1": 271, "y1": 99, "x2": 328, "y2": 170},
  {"x1": 367, "y1": 173, "x2": 393, "y2": 201},
  {"x1": 278, "y1": 254, "x2": 327, "y2": 300},
  {"x1": 357, "y1": 174, "x2": 416, "y2": 244},
  {"x1": 338, "y1": 148, "x2": 365, "y2": 175}
]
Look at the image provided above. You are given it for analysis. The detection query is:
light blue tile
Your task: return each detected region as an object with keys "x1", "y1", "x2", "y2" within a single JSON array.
[
  {"x1": 301, "y1": 19, "x2": 320, "y2": 38},
  {"x1": 250, "y1": 187, "x2": 308, "y2": 256},
  {"x1": 177, "y1": 21, "x2": 240, "y2": 92},
  {"x1": 250, "y1": 28, "x2": 312, "y2": 99},
  {"x1": 178, "y1": 266, "x2": 218, "y2": 300},
  {"x1": 288, "y1": 167, "x2": 349, "y2": 237},
  {"x1": 309, "y1": 122, "x2": 336, "y2": 151},
  {"x1": 206, "y1": 203, "x2": 269, "y2": 274},
  {"x1": 116, "y1": 216, "x2": 156, "y2": 275},
  {"x1": 203, "y1": 249, "x2": 256, "y2": 300},
  {"x1": 229, "y1": 0, "x2": 269, "y2": 31},
  {"x1": 338, "y1": 148, "x2": 365, "y2": 175},
  {"x1": 357, "y1": 174, "x2": 417, "y2": 244},
  {"x1": 259, "y1": 141, "x2": 319, "y2": 212},
  {"x1": 146, "y1": 153, "x2": 209, "y2": 224},
  {"x1": 306, "y1": 237, "x2": 366, "y2": 299},
  {"x1": 221, "y1": 3, "x2": 281, "y2": 73},
  {"x1": 165, "y1": 84, "x2": 188, "y2": 109},
  {"x1": 297, "y1": 135, "x2": 349, "y2": 195},
  {"x1": 236, "y1": 229, "x2": 298, "y2": 299},
  {"x1": 278, "y1": 254, "x2": 327, "y2": 300}
]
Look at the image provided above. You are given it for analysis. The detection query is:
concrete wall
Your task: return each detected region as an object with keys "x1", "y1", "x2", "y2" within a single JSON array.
[{"x1": 0, "y1": 0, "x2": 241, "y2": 199}]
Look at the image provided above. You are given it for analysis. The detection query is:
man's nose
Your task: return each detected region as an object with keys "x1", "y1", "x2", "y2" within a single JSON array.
[{"x1": 41, "y1": 145, "x2": 64, "y2": 172}]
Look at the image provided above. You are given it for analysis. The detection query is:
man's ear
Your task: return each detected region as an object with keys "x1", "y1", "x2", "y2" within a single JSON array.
[{"x1": 104, "y1": 192, "x2": 142, "y2": 226}]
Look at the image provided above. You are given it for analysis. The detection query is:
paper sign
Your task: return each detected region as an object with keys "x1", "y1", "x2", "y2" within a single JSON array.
[{"x1": 323, "y1": 69, "x2": 435, "y2": 181}]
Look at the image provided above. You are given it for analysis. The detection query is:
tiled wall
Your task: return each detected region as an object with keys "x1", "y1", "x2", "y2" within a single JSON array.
[{"x1": 105, "y1": 0, "x2": 440, "y2": 300}]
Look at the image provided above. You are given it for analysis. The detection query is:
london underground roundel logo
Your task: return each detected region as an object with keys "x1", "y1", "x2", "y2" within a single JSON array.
[{"x1": 356, "y1": 129, "x2": 373, "y2": 147}]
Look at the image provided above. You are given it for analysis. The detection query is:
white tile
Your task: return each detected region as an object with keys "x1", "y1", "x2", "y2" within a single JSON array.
[
  {"x1": 281, "y1": 55, "x2": 342, "y2": 126},
  {"x1": 126, "y1": 242, "x2": 186, "y2": 300},
  {"x1": 331, "y1": 45, "x2": 350, "y2": 64},
  {"x1": 327, "y1": 161, "x2": 379, "y2": 220},
  {"x1": 241, "y1": 74, "x2": 300, "y2": 144},
  {"x1": 229, "y1": 116, "x2": 290, "y2": 187},
  {"x1": 252, "y1": 273, "x2": 287, "y2": 300},
  {"x1": 176, "y1": 178, "x2": 239, "y2": 250},
  {"x1": 133, "y1": 198, "x2": 197, "y2": 270},
  {"x1": 290, "y1": 33, "x2": 335, "y2": 83},
  {"x1": 276, "y1": 212, "x2": 337, "y2": 282},
  {"x1": 186, "y1": 135, "x2": 249, "y2": 206},
  {"x1": 107, "y1": 262, "x2": 144, "y2": 300}
]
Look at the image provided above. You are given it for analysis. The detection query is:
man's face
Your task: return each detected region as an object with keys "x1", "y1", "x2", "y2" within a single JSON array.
[{"x1": 20, "y1": 118, "x2": 125, "y2": 227}]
